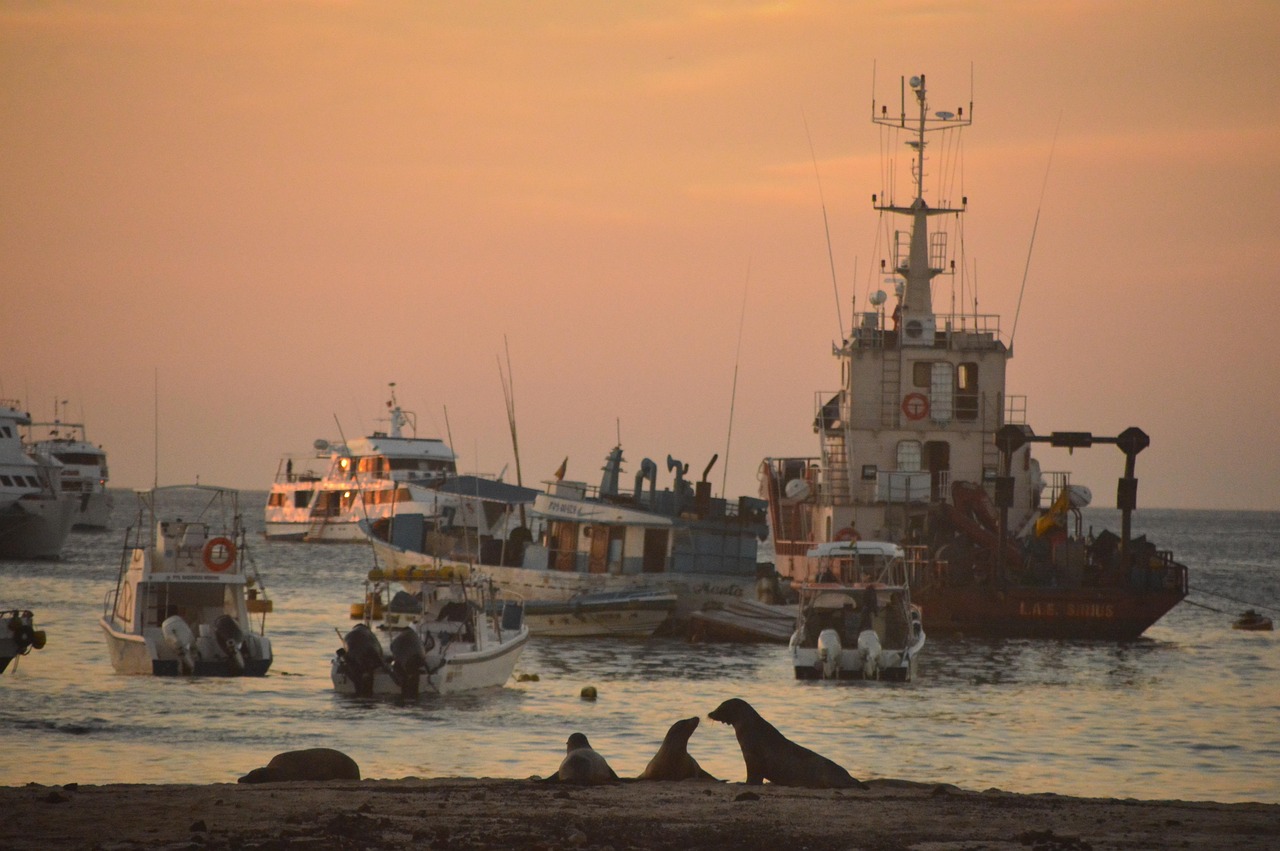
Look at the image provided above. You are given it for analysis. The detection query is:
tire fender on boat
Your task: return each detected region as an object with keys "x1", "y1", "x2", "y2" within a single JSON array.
[{"x1": 202, "y1": 537, "x2": 237, "y2": 572}]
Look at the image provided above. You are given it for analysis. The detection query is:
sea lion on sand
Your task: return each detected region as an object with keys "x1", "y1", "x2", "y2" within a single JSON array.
[
  {"x1": 237, "y1": 748, "x2": 361, "y2": 783},
  {"x1": 708, "y1": 698, "x2": 867, "y2": 789},
  {"x1": 637, "y1": 716, "x2": 717, "y2": 781},
  {"x1": 542, "y1": 732, "x2": 619, "y2": 784}
]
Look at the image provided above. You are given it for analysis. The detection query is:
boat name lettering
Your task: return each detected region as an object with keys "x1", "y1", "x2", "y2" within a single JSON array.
[
  {"x1": 1017, "y1": 601, "x2": 1116, "y2": 619},
  {"x1": 545, "y1": 499, "x2": 587, "y2": 517}
]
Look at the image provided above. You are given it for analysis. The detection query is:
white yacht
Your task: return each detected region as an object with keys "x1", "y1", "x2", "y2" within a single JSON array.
[
  {"x1": 25, "y1": 402, "x2": 113, "y2": 529},
  {"x1": 0, "y1": 400, "x2": 76, "y2": 559},
  {"x1": 264, "y1": 385, "x2": 466, "y2": 542}
]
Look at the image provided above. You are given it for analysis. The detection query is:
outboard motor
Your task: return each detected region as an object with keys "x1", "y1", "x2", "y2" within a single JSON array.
[
  {"x1": 816, "y1": 628, "x2": 842, "y2": 679},
  {"x1": 212, "y1": 614, "x2": 247, "y2": 675},
  {"x1": 338, "y1": 622, "x2": 388, "y2": 697},
  {"x1": 161, "y1": 615, "x2": 198, "y2": 675},
  {"x1": 389, "y1": 628, "x2": 431, "y2": 699},
  {"x1": 857, "y1": 629, "x2": 882, "y2": 679}
]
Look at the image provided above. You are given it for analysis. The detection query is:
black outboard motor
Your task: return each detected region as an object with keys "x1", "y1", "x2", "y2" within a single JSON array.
[
  {"x1": 389, "y1": 628, "x2": 431, "y2": 699},
  {"x1": 212, "y1": 614, "x2": 248, "y2": 675},
  {"x1": 338, "y1": 623, "x2": 388, "y2": 697}
]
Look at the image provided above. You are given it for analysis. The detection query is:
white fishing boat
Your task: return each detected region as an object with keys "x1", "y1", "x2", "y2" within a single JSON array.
[
  {"x1": 0, "y1": 400, "x2": 76, "y2": 559},
  {"x1": 1, "y1": 609, "x2": 46, "y2": 674},
  {"x1": 24, "y1": 401, "x2": 113, "y2": 529},
  {"x1": 789, "y1": 541, "x2": 924, "y2": 681},
  {"x1": 758, "y1": 72, "x2": 1188, "y2": 639},
  {"x1": 100, "y1": 485, "x2": 274, "y2": 676},
  {"x1": 369, "y1": 445, "x2": 773, "y2": 631},
  {"x1": 332, "y1": 564, "x2": 527, "y2": 698}
]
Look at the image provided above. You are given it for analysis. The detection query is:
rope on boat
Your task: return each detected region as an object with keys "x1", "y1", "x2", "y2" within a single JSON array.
[{"x1": 1186, "y1": 585, "x2": 1279, "y2": 615}]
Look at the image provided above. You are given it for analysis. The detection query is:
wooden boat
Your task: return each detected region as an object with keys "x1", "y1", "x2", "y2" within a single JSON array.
[
  {"x1": 687, "y1": 599, "x2": 795, "y2": 644},
  {"x1": 522, "y1": 588, "x2": 677, "y2": 638},
  {"x1": 1233, "y1": 610, "x2": 1274, "y2": 631}
]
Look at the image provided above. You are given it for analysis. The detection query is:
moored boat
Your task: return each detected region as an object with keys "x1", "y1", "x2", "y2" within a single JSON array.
[
  {"x1": 789, "y1": 541, "x2": 925, "y2": 681},
  {"x1": 687, "y1": 599, "x2": 795, "y2": 644},
  {"x1": 758, "y1": 72, "x2": 1188, "y2": 640},
  {"x1": 1233, "y1": 610, "x2": 1273, "y2": 631},
  {"x1": 521, "y1": 588, "x2": 677, "y2": 638},
  {"x1": 1, "y1": 609, "x2": 46, "y2": 674},
  {"x1": 332, "y1": 565, "x2": 527, "y2": 697},
  {"x1": 24, "y1": 401, "x2": 113, "y2": 529},
  {"x1": 369, "y1": 445, "x2": 772, "y2": 631},
  {"x1": 0, "y1": 400, "x2": 76, "y2": 559},
  {"x1": 100, "y1": 485, "x2": 273, "y2": 676}
]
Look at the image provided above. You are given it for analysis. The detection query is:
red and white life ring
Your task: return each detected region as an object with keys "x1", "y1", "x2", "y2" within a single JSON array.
[
  {"x1": 901, "y1": 393, "x2": 930, "y2": 421},
  {"x1": 202, "y1": 537, "x2": 237, "y2": 572},
  {"x1": 835, "y1": 526, "x2": 861, "y2": 542}
]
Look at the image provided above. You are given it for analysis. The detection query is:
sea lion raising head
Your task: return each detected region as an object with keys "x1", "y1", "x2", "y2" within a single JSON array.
[
  {"x1": 542, "y1": 732, "x2": 619, "y2": 785},
  {"x1": 238, "y1": 748, "x2": 361, "y2": 783},
  {"x1": 637, "y1": 716, "x2": 717, "y2": 781},
  {"x1": 708, "y1": 698, "x2": 866, "y2": 789}
]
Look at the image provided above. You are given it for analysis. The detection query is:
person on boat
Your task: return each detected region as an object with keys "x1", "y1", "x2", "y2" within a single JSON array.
[
  {"x1": 884, "y1": 591, "x2": 909, "y2": 648},
  {"x1": 857, "y1": 586, "x2": 879, "y2": 634}
]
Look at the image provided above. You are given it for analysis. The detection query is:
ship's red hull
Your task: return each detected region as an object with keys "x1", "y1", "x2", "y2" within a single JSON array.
[{"x1": 912, "y1": 585, "x2": 1185, "y2": 640}]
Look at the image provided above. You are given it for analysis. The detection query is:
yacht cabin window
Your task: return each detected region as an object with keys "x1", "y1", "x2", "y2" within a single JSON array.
[{"x1": 896, "y1": 440, "x2": 922, "y2": 472}]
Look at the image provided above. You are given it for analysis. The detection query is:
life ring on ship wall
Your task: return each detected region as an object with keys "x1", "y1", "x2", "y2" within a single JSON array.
[
  {"x1": 901, "y1": 393, "x2": 930, "y2": 421},
  {"x1": 835, "y1": 526, "x2": 861, "y2": 542},
  {"x1": 202, "y1": 537, "x2": 237, "y2": 572}
]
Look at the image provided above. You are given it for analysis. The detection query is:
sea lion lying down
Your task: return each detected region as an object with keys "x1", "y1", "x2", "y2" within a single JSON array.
[
  {"x1": 542, "y1": 732, "x2": 619, "y2": 784},
  {"x1": 708, "y1": 698, "x2": 866, "y2": 789},
  {"x1": 637, "y1": 716, "x2": 716, "y2": 781},
  {"x1": 238, "y1": 748, "x2": 361, "y2": 783}
]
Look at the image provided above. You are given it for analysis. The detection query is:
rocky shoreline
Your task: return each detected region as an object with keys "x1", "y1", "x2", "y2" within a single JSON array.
[{"x1": 3, "y1": 777, "x2": 1277, "y2": 850}]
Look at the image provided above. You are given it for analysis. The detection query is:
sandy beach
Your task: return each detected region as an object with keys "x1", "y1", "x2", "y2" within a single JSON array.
[{"x1": 4, "y1": 777, "x2": 1277, "y2": 850}]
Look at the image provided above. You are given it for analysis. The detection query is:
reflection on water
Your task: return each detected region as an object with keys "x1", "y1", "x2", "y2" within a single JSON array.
[{"x1": 0, "y1": 497, "x2": 1276, "y2": 803}]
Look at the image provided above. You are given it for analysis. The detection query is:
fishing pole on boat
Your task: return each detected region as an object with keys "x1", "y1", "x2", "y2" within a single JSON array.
[
  {"x1": 721, "y1": 259, "x2": 750, "y2": 497},
  {"x1": 803, "y1": 109, "x2": 844, "y2": 342},
  {"x1": 1009, "y1": 109, "x2": 1063, "y2": 351}
]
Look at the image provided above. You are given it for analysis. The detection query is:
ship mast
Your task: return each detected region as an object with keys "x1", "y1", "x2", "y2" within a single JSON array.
[{"x1": 872, "y1": 74, "x2": 971, "y2": 341}]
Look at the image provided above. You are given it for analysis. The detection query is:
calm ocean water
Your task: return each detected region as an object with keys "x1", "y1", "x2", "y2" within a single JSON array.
[{"x1": 2, "y1": 493, "x2": 1276, "y2": 804}]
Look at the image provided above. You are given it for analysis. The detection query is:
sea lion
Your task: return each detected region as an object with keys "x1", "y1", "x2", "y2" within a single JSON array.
[
  {"x1": 708, "y1": 698, "x2": 866, "y2": 789},
  {"x1": 542, "y1": 732, "x2": 619, "y2": 785},
  {"x1": 237, "y1": 748, "x2": 361, "y2": 783},
  {"x1": 637, "y1": 716, "x2": 717, "y2": 781}
]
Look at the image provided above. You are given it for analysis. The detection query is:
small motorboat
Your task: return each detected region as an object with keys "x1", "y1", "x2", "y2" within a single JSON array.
[
  {"x1": 688, "y1": 599, "x2": 796, "y2": 644},
  {"x1": 100, "y1": 485, "x2": 273, "y2": 676},
  {"x1": 521, "y1": 588, "x2": 677, "y2": 638},
  {"x1": 1, "y1": 609, "x2": 46, "y2": 673},
  {"x1": 333, "y1": 564, "x2": 528, "y2": 698},
  {"x1": 1232, "y1": 610, "x2": 1274, "y2": 631},
  {"x1": 789, "y1": 541, "x2": 925, "y2": 682}
]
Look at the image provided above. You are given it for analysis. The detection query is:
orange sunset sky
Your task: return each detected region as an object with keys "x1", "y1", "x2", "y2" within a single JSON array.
[{"x1": 2, "y1": 1, "x2": 1277, "y2": 511}]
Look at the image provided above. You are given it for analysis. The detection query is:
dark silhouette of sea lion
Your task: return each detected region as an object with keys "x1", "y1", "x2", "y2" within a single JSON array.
[
  {"x1": 237, "y1": 748, "x2": 361, "y2": 783},
  {"x1": 637, "y1": 716, "x2": 717, "y2": 781},
  {"x1": 708, "y1": 698, "x2": 867, "y2": 789},
  {"x1": 541, "y1": 732, "x2": 619, "y2": 784}
]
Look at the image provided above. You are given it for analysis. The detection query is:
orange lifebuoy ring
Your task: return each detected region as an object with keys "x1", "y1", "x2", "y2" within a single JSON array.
[
  {"x1": 901, "y1": 392, "x2": 929, "y2": 421},
  {"x1": 835, "y1": 526, "x2": 861, "y2": 542},
  {"x1": 202, "y1": 537, "x2": 237, "y2": 572}
]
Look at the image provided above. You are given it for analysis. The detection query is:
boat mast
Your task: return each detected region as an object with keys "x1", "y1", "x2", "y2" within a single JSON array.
[{"x1": 871, "y1": 74, "x2": 971, "y2": 340}]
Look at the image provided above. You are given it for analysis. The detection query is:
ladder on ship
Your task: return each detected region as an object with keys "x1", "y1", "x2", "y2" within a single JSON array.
[
  {"x1": 822, "y1": 433, "x2": 851, "y2": 505},
  {"x1": 880, "y1": 347, "x2": 903, "y2": 428}
]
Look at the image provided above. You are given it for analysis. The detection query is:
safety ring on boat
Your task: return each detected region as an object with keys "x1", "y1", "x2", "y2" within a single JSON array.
[
  {"x1": 835, "y1": 526, "x2": 861, "y2": 542},
  {"x1": 203, "y1": 537, "x2": 237, "y2": 572},
  {"x1": 901, "y1": 393, "x2": 930, "y2": 421}
]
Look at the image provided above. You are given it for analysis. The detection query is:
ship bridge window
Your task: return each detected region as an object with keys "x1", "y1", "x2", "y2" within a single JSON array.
[
  {"x1": 957, "y1": 362, "x2": 979, "y2": 421},
  {"x1": 54, "y1": 452, "x2": 102, "y2": 465},
  {"x1": 896, "y1": 440, "x2": 922, "y2": 472}
]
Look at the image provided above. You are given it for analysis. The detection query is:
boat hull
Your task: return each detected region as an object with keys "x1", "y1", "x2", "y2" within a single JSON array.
[
  {"x1": 99, "y1": 618, "x2": 273, "y2": 677},
  {"x1": 330, "y1": 629, "x2": 527, "y2": 696},
  {"x1": 522, "y1": 591, "x2": 676, "y2": 638},
  {"x1": 687, "y1": 599, "x2": 796, "y2": 643},
  {"x1": 0, "y1": 497, "x2": 77, "y2": 559},
  {"x1": 912, "y1": 586, "x2": 1185, "y2": 640}
]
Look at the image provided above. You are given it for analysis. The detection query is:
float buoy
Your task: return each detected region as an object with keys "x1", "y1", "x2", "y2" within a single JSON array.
[{"x1": 202, "y1": 537, "x2": 237, "y2": 572}]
